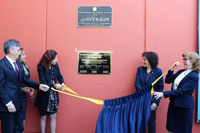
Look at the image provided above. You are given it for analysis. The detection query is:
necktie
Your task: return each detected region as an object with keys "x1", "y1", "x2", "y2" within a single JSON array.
[{"x1": 13, "y1": 62, "x2": 19, "y2": 78}]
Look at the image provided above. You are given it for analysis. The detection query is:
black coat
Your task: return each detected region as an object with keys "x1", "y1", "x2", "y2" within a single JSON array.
[{"x1": 34, "y1": 63, "x2": 64, "y2": 111}]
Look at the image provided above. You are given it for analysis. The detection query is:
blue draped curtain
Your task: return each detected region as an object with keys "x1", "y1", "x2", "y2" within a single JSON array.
[{"x1": 96, "y1": 84, "x2": 152, "y2": 133}]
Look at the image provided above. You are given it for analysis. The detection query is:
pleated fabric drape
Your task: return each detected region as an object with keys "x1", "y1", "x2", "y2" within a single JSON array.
[{"x1": 96, "y1": 84, "x2": 152, "y2": 133}]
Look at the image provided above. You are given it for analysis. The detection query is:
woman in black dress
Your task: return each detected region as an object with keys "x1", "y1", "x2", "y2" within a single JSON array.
[
  {"x1": 34, "y1": 49, "x2": 65, "y2": 133},
  {"x1": 154, "y1": 52, "x2": 200, "y2": 133}
]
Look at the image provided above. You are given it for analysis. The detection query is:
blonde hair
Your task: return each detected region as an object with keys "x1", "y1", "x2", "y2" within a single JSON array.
[{"x1": 182, "y1": 52, "x2": 200, "y2": 74}]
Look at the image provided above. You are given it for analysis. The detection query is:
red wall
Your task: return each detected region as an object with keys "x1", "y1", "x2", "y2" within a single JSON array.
[{"x1": 0, "y1": 0, "x2": 200, "y2": 133}]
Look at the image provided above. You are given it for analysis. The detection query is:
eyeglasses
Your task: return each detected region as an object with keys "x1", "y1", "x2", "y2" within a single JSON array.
[
  {"x1": 12, "y1": 48, "x2": 21, "y2": 51},
  {"x1": 182, "y1": 58, "x2": 191, "y2": 61}
]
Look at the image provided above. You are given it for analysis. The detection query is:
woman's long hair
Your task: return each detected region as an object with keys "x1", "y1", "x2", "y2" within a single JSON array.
[{"x1": 37, "y1": 49, "x2": 57, "y2": 72}]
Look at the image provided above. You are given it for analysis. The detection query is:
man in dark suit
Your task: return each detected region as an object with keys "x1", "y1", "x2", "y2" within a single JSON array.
[{"x1": 0, "y1": 39, "x2": 49, "y2": 133}]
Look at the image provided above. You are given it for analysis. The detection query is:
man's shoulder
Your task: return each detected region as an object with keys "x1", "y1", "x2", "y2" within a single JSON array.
[{"x1": 0, "y1": 57, "x2": 6, "y2": 65}]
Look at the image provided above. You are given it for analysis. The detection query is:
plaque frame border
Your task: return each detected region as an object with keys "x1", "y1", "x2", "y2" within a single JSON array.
[
  {"x1": 77, "y1": 6, "x2": 113, "y2": 28},
  {"x1": 77, "y1": 52, "x2": 111, "y2": 75}
]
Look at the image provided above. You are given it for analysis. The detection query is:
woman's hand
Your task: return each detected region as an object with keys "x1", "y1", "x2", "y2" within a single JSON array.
[
  {"x1": 154, "y1": 91, "x2": 164, "y2": 100},
  {"x1": 151, "y1": 103, "x2": 157, "y2": 111},
  {"x1": 54, "y1": 84, "x2": 62, "y2": 89},
  {"x1": 21, "y1": 87, "x2": 30, "y2": 93},
  {"x1": 171, "y1": 62, "x2": 180, "y2": 71},
  {"x1": 30, "y1": 88, "x2": 35, "y2": 96}
]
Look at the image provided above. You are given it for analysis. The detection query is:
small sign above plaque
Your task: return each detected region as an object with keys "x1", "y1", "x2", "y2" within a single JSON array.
[
  {"x1": 78, "y1": 52, "x2": 111, "y2": 74},
  {"x1": 77, "y1": 6, "x2": 112, "y2": 27}
]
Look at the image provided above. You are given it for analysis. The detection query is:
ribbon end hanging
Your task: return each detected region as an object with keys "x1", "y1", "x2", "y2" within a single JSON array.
[{"x1": 151, "y1": 86, "x2": 154, "y2": 98}]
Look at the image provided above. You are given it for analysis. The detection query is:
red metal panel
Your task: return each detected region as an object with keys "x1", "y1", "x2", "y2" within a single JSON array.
[{"x1": 0, "y1": 0, "x2": 199, "y2": 133}]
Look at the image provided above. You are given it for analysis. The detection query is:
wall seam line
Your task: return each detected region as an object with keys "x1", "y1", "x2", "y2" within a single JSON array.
[{"x1": 45, "y1": 0, "x2": 48, "y2": 51}]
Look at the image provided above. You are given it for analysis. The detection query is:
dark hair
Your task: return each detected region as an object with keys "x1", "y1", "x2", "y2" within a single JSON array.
[
  {"x1": 4, "y1": 39, "x2": 22, "y2": 54},
  {"x1": 37, "y1": 49, "x2": 57, "y2": 72},
  {"x1": 18, "y1": 48, "x2": 31, "y2": 72},
  {"x1": 142, "y1": 52, "x2": 158, "y2": 68}
]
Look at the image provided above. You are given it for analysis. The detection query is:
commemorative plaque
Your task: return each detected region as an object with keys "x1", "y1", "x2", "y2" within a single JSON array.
[
  {"x1": 77, "y1": 6, "x2": 112, "y2": 27},
  {"x1": 78, "y1": 52, "x2": 111, "y2": 74}
]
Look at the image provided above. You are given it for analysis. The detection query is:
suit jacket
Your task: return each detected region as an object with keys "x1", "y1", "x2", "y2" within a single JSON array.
[
  {"x1": 135, "y1": 66, "x2": 164, "y2": 105},
  {"x1": 34, "y1": 63, "x2": 64, "y2": 111},
  {"x1": 164, "y1": 69, "x2": 198, "y2": 108},
  {"x1": 0, "y1": 56, "x2": 40, "y2": 112}
]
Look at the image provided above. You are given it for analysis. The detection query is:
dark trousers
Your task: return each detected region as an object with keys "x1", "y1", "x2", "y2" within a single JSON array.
[
  {"x1": 0, "y1": 111, "x2": 24, "y2": 133},
  {"x1": 148, "y1": 110, "x2": 156, "y2": 133}
]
